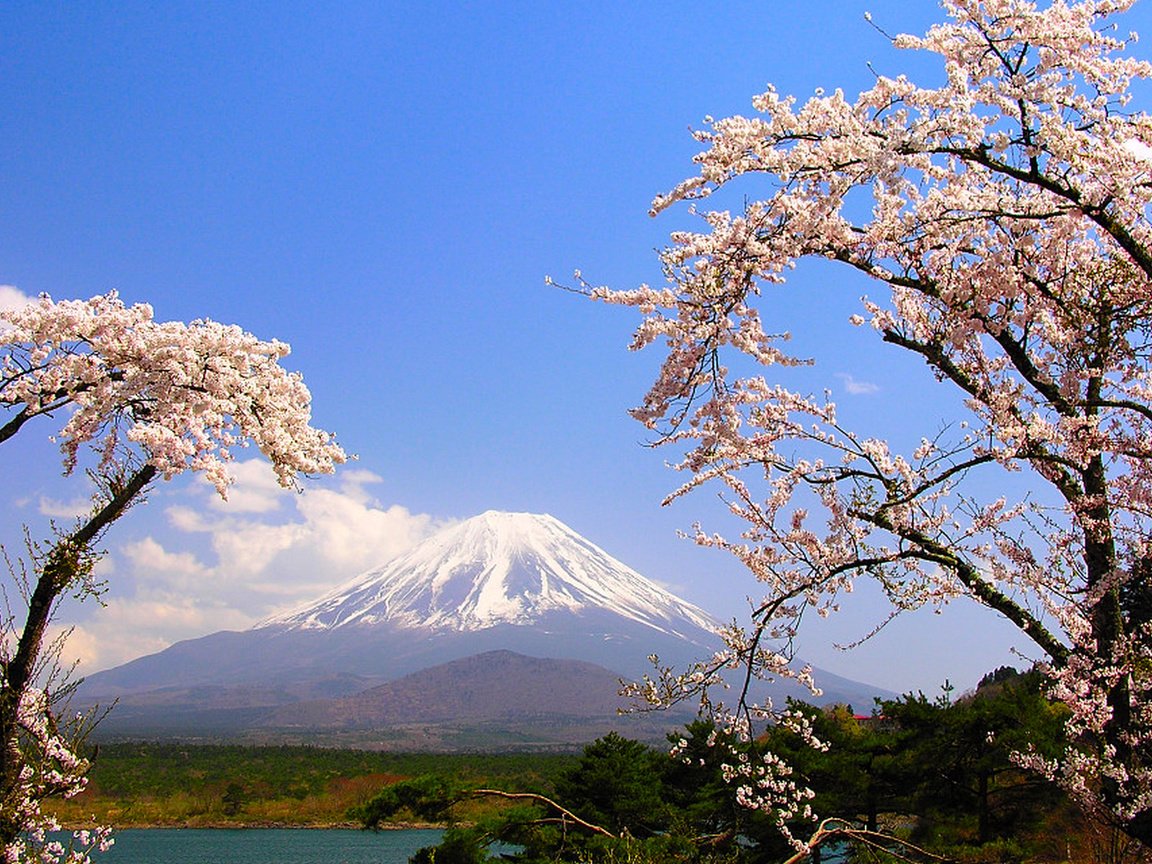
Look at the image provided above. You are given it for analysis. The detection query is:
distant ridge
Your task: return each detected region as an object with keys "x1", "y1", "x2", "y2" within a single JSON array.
[
  {"x1": 260, "y1": 650, "x2": 632, "y2": 727},
  {"x1": 79, "y1": 511, "x2": 894, "y2": 744}
]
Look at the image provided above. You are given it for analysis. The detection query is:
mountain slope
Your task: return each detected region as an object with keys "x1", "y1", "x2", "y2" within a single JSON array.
[
  {"x1": 83, "y1": 512, "x2": 723, "y2": 696},
  {"x1": 260, "y1": 650, "x2": 631, "y2": 727},
  {"x1": 78, "y1": 511, "x2": 892, "y2": 741},
  {"x1": 248, "y1": 649, "x2": 704, "y2": 750},
  {"x1": 264, "y1": 510, "x2": 719, "y2": 641}
]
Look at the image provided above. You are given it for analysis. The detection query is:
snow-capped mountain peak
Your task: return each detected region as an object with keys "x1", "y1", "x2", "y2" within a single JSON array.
[{"x1": 263, "y1": 510, "x2": 720, "y2": 639}]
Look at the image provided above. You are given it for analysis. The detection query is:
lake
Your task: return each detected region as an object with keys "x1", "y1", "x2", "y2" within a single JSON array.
[{"x1": 92, "y1": 828, "x2": 444, "y2": 864}]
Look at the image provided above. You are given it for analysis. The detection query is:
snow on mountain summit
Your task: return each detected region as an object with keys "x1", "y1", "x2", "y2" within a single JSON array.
[{"x1": 263, "y1": 510, "x2": 721, "y2": 638}]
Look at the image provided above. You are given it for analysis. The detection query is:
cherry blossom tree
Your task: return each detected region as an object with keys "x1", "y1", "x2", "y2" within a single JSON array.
[
  {"x1": 586, "y1": 0, "x2": 1152, "y2": 849},
  {"x1": 0, "y1": 292, "x2": 345, "y2": 862}
]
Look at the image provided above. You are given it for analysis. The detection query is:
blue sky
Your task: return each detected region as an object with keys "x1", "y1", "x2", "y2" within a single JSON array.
[{"x1": 4, "y1": 1, "x2": 1143, "y2": 695}]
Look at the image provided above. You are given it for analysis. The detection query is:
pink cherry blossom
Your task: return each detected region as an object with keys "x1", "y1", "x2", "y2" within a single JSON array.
[
  {"x1": 0, "y1": 292, "x2": 345, "y2": 862},
  {"x1": 594, "y1": 0, "x2": 1152, "y2": 846},
  {"x1": 1, "y1": 292, "x2": 346, "y2": 496}
]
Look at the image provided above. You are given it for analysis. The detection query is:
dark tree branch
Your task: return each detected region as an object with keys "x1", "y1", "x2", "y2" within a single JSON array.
[
  {"x1": 0, "y1": 462, "x2": 158, "y2": 838},
  {"x1": 471, "y1": 789, "x2": 617, "y2": 838},
  {"x1": 862, "y1": 507, "x2": 1070, "y2": 664}
]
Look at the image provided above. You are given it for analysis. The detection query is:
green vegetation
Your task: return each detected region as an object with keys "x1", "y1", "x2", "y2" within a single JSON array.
[
  {"x1": 46, "y1": 744, "x2": 575, "y2": 828},
  {"x1": 43, "y1": 669, "x2": 1144, "y2": 862},
  {"x1": 353, "y1": 725, "x2": 788, "y2": 864},
  {"x1": 357, "y1": 669, "x2": 1135, "y2": 864},
  {"x1": 760, "y1": 668, "x2": 1078, "y2": 862}
]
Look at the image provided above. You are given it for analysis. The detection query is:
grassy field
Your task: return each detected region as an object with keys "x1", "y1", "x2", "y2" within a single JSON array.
[{"x1": 46, "y1": 743, "x2": 576, "y2": 828}]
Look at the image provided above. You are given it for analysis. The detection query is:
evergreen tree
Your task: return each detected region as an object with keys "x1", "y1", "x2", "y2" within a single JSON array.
[{"x1": 554, "y1": 732, "x2": 667, "y2": 838}]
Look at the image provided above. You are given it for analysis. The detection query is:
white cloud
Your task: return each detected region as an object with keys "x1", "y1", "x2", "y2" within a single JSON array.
[
  {"x1": 47, "y1": 624, "x2": 104, "y2": 672},
  {"x1": 38, "y1": 496, "x2": 93, "y2": 519},
  {"x1": 121, "y1": 537, "x2": 210, "y2": 588},
  {"x1": 336, "y1": 469, "x2": 390, "y2": 499},
  {"x1": 0, "y1": 285, "x2": 32, "y2": 313},
  {"x1": 69, "y1": 460, "x2": 442, "y2": 673},
  {"x1": 836, "y1": 372, "x2": 880, "y2": 395},
  {"x1": 166, "y1": 505, "x2": 211, "y2": 533},
  {"x1": 294, "y1": 491, "x2": 431, "y2": 572},
  {"x1": 54, "y1": 598, "x2": 253, "y2": 673},
  {"x1": 204, "y1": 459, "x2": 288, "y2": 514},
  {"x1": 209, "y1": 520, "x2": 307, "y2": 580}
]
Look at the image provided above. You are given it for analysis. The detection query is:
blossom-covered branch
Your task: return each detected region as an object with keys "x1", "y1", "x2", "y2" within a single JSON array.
[
  {"x1": 591, "y1": 0, "x2": 1152, "y2": 848},
  {"x1": 0, "y1": 292, "x2": 346, "y2": 863}
]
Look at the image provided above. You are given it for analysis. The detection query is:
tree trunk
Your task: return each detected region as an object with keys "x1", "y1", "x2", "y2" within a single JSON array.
[
  {"x1": 977, "y1": 771, "x2": 990, "y2": 844},
  {"x1": 0, "y1": 465, "x2": 156, "y2": 846}
]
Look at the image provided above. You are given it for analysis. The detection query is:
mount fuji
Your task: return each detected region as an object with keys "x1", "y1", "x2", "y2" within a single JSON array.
[
  {"x1": 265, "y1": 510, "x2": 720, "y2": 641},
  {"x1": 78, "y1": 511, "x2": 891, "y2": 745}
]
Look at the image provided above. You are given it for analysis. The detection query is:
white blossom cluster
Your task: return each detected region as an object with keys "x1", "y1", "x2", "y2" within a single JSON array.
[
  {"x1": 0, "y1": 686, "x2": 112, "y2": 864},
  {"x1": 1, "y1": 292, "x2": 346, "y2": 496}
]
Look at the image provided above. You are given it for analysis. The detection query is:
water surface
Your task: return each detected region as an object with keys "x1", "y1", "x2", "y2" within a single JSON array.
[{"x1": 96, "y1": 828, "x2": 443, "y2": 864}]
